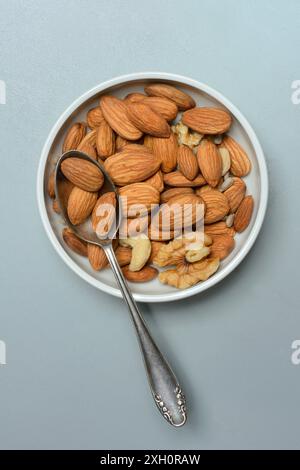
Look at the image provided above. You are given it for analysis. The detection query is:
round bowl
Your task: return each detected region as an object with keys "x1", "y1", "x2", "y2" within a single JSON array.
[{"x1": 37, "y1": 72, "x2": 268, "y2": 303}]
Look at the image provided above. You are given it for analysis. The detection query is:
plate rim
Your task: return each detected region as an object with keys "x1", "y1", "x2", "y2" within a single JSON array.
[{"x1": 37, "y1": 72, "x2": 268, "y2": 303}]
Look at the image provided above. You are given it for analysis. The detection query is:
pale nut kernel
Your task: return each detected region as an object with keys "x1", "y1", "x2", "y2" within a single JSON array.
[
  {"x1": 218, "y1": 147, "x2": 231, "y2": 176},
  {"x1": 172, "y1": 122, "x2": 203, "y2": 149},
  {"x1": 119, "y1": 235, "x2": 151, "y2": 272},
  {"x1": 185, "y1": 246, "x2": 211, "y2": 263}
]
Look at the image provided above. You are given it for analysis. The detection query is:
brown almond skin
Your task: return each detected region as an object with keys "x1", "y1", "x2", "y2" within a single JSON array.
[
  {"x1": 126, "y1": 101, "x2": 170, "y2": 138},
  {"x1": 177, "y1": 145, "x2": 199, "y2": 180},
  {"x1": 62, "y1": 228, "x2": 88, "y2": 256},
  {"x1": 197, "y1": 139, "x2": 222, "y2": 187},
  {"x1": 62, "y1": 122, "x2": 86, "y2": 152},
  {"x1": 119, "y1": 182, "x2": 160, "y2": 215},
  {"x1": 122, "y1": 265, "x2": 158, "y2": 283},
  {"x1": 152, "y1": 133, "x2": 178, "y2": 173},
  {"x1": 115, "y1": 246, "x2": 132, "y2": 267},
  {"x1": 154, "y1": 193, "x2": 205, "y2": 231},
  {"x1": 48, "y1": 171, "x2": 55, "y2": 198},
  {"x1": 78, "y1": 129, "x2": 97, "y2": 148},
  {"x1": 142, "y1": 96, "x2": 178, "y2": 121},
  {"x1": 204, "y1": 221, "x2": 235, "y2": 238},
  {"x1": 87, "y1": 244, "x2": 108, "y2": 271},
  {"x1": 144, "y1": 83, "x2": 195, "y2": 110},
  {"x1": 92, "y1": 192, "x2": 116, "y2": 232},
  {"x1": 53, "y1": 199, "x2": 60, "y2": 214},
  {"x1": 96, "y1": 120, "x2": 115, "y2": 158},
  {"x1": 145, "y1": 170, "x2": 164, "y2": 192},
  {"x1": 224, "y1": 177, "x2": 246, "y2": 213},
  {"x1": 115, "y1": 135, "x2": 130, "y2": 151},
  {"x1": 124, "y1": 92, "x2": 146, "y2": 103},
  {"x1": 119, "y1": 215, "x2": 150, "y2": 238},
  {"x1": 198, "y1": 189, "x2": 230, "y2": 224},
  {"x1": 234, "y1": 195, "x2": 254, "y2": 232},
  {"x1": 104, "y1": 146, "x2": 161, "y2": 186},
  {"x1": 67, "y1": 187, "x2": 98, "y2": 225},
  {"x1": 210, "y1": 234, "x2": 235, "y2": 260},
  {"x1": 163, "y1": 171, "x2": 206, "y2": 188},
  {"x1": 160, "y1": 187, "x2": 194, "y2": 203},
  {"x1": 100, "y1": 95, "x2": 142, "y2": 141},
  {"x1": 61, "y1": 158, "x2": 104, "y2": 192},
  {"x1": 143, "y1": 135, "x2": 154, "y2": 151},
  {"x1": 76, "y1": 141, "x2": 97, "y2": 160},
  {"x1": 222, "y1": 135, "x2": 251, "y2": 177},
  {"x1": 182, "y1": 107, "x2": 232, "y2": 134},
  {"x1": 87, "y1": 106, "x2": 104, "y2": 129}
]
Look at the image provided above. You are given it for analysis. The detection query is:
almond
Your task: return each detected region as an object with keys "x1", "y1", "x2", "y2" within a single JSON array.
[
  {"x1": 152, "y1": 133, "x2": 177, "y2": 173},
  {"x1": 115, "y1": 246, "x2": 132, "y2": 266},
  {"x1": 210, "y1": 234, "x2": 235, "y2": 260},
  {"x1": 67, "y1": 187, "x2": 98, "y2": 225},
  {"x1": 204, "y1": 221, "x2": 235, "y2": 238},
  {"x1": 197, "y1": 139, "x2": 222, "y2": 187},
  {"x1": 87, "y1": 243, "x2": 108, "y2": 271},
  {"x1": 57, "y1": 178, "x2": 74, "y2": 208},
  {"x1": 96, "y1": 120, "x2": 115, "y2": 159},
  {"x1": 62, "y1": 228, "x2": 88, "y2": 256},
  {"x1": 163, "y1": 170, "x2": 206, "y2": 187},
  {"x1": 119, "y1": 183, "x2": 160, "y2": 216},
  {"x1": 115, "y1": 135, "x2": 130, "y2": 151},
  {"x1": 154, "y1": 193, "x2": 205, "y2": 231},
  {"x1": 77, "y1": 129, "x2": 97, "y2": 148},
  {"x1": 87, "y1": 106, "x2": 104, "y2": 129},
  {"x1": 224, "y1": 177, "x2": 246, "y2": 213},
  {"x1": 92, "y1": 192, "x2": 116, "y2": 232},
  {"x1": 53, "y1": 199, "x2": 60, "y2": 214},
  {"x1": 143, "y1": 135, "x2": 154, "y2": 151},
  {"x1": 100, "y1": 95, "x2": 142, "y2": 140},
  {"x1": 126, "y1": 101, "x2": 170, "y2": 138},
  {"x1": 144, "y1": 83, "x2": 195, "y2": 110},
  {"x1": 197, "y1": 188, "x2": 229, "y2": 224},
  {"x1": 48, "y1": 171, "x2": 55, "y2": 198},
  {"x1": 148, "y1": 224, "x2": 179, "y2": 241},
  {"x1": 182, "y1": 107, "x2": 232, "y2": 134},
  {"x1": 76, "y1": 141, "x2": 97, "y2": 160},
  {"x1": 145, "y1": 170, "x2": 164, "y2": 192},
  {"x1": 142, "y1": 96, "x2": 178, "y2": 121},
  {"x1": 62, "y1": 122, "x2": 86, "y2": 152},
  {"x1": 122, "y1": 265, "x2": 158, "y2": 282},
  {"x1": 119, "y1": 215, "x2": 150, "y2": 238},
  {"x1": 177, "y1": 145, "x2": 199, "y2": 180},
  {"x1": 124, "y1": 92, "x2": 146, "y2": 103},
  {"x1": 160, "y1": 187, "x2": 194, "y2": 203},
  {"x1": 61, "y1": 158, "x2": 104, "y2": 192},
  {"x1": 222, "y1": 135, "x2": 251, "y2": 176},
  {"x1": 104, "y1": 145, "x2": 160, "y2": 185},
  {"x1": 234, "y1": 195, "x2": 254, "y2": 232}
]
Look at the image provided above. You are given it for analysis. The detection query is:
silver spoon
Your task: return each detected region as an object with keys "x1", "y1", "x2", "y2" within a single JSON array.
[{"x1": 55, "y1": 150, "x2": 187, "y2": 427}]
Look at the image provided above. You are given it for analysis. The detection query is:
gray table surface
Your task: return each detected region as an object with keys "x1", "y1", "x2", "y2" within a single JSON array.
[{"x1": 0, "y1": 0, "x2": 299, "y2": 450}]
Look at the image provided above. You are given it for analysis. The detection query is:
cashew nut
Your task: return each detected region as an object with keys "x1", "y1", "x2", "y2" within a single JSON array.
[{"x1": 119, "y1": 235, "x2": 151, "y2": 272}]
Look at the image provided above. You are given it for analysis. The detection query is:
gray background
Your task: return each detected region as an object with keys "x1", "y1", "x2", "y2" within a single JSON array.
[{"x1": 0, "y1": 0, "x2": 299, "y2": 450}]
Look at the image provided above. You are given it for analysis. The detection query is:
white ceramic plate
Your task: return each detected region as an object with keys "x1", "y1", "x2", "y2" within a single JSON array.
[{"x1": 37, "y1": 72, "x2": 268, "y2": 303}]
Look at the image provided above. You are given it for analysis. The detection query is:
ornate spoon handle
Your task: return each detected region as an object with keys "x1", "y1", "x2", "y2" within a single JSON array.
[{"x1": 104, "y1": 245, "x2": 187, "y2": 427}]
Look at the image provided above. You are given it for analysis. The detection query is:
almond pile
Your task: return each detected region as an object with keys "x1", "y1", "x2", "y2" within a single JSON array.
[{"x1": 48, "y1": 83, "x2": 254, "y2": 289}]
